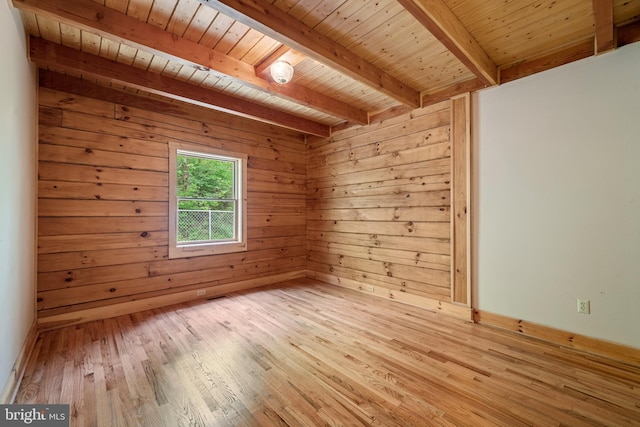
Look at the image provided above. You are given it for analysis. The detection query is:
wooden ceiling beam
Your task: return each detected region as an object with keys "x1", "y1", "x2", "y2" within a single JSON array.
[
  {"x1": 592, "y1": 0, "x2": 616, "y2": 54},
  {"x1": 422, "y1": 78, "x2": 486, "y2": 107},
  {"x1": 29, "y1": 37, "x2": 330, "y2": 137},
  {"x1": 499, "y1": 39, "x2": 594, "y2": 84},
  {"x1": 618, "y1": 20, "x2": 640, "y2": 47},
  {"x1": 39, "y1": 70, "x2": 304, "y2": 138},
  {"x1": 197, "y1": 0, "x2": 421, "y2": 108},
  {"x1": 39, "y1": 70, "x2": 202, "y2": 118},
  {"x1": 12, "y1": 0, "x2": 367, "y2": 125},
  {"x1": 332, "y1": 77, "x2": 486, "y2": 133},
  {"x1": 397, "y1": 0, "x2": 498, "y2": 87}
]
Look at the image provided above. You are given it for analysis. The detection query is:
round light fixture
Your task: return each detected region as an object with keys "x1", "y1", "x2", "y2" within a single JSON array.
[{"x1": 270, "y1": 60, "x2": 294, "y2": 84}]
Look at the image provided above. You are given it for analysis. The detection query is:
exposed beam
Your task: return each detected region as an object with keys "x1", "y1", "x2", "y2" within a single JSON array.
[
  {"x1": 398, "y1": 0, "x2": 498, "y2": 86},
  {"x1": 197, "y1": 0, "x2": 421, "y2": 108},
  {"x1": 499, "y1": 39, "x2": 594, "y2": 84},
  {"x1": 12, "y1": 0, "x2": 367, "y2": 125},
  {"x1": 422, "y1": 78, "x2": 485, "y2": 107},
  {"x1": 332, "y1": 77, "x2": 486, "y2": 133},
  {"x1": 39, "y1": 70, "x2": 206, "y2": 118},
  {"x1": 40, "y1": 70, "x2": 305, "y2": 139},
  {"x1": 29, "y1": 37, "x2": 330, "y2": 137},
  {"x1": 330, "y1": 105, "x2": 413, "y2": 134},
  {"x1": 618, "y1": 20, "x2": 640, "y2": 47},
  {"x1": 592, "y1": 0, "x2": 615, "y2": 54}
]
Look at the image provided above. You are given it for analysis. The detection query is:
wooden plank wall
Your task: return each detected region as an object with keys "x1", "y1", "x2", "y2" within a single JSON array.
[
  {"x1": 36, "y1": 80, "x2": 307, "y2": 325},
  {"x1": 307, "y1": 100, "x2": 469, "y2": 317}
]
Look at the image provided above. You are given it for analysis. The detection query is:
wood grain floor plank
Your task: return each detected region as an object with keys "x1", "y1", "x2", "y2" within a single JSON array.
[{"x1": 15, "y1": 280, "x2": 640, "y2": 426}]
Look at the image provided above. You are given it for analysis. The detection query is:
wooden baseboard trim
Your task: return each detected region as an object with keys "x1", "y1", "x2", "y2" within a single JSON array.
[
  {"x1": 307, "y1": 271, "x2": 473, "y2": 321},
  {"x1": 474, "y1": 309, "x2": 640, "y2": 366},
  {"x1": 38, "y1": 270, "x2": 306, "y2": 331},
  {"x1": 0, "y1": 321, "x2": 38, "y2": 403}
]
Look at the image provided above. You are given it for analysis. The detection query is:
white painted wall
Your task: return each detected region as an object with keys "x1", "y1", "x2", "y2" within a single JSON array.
[
  {"x1": 472, "y1": 42, "x2": 640, "y2": 348},
  {"x1": 0, "y1": 3, "x2": 37, "y2": 397}
]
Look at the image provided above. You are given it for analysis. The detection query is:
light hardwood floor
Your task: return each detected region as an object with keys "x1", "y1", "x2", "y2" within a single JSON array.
[{"x1": 15, "y1": 279, "x2": 640, "y2": 426}]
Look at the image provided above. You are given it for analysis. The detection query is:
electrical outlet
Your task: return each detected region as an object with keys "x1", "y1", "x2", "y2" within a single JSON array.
[
  {"x1": 577, "y1": 299, "x2": 590, "y2": 314},
  {"x1": 366, "y1": 285, "x2": 374, "y2": 292},
  {"x1": 197, "y1": 289, "x2": 206, "y2": 296}
]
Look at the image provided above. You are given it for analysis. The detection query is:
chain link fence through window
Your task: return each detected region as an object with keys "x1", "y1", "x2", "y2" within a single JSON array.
[{"x1": 178, "y1": 210, "x2": 234, "y2": 242}]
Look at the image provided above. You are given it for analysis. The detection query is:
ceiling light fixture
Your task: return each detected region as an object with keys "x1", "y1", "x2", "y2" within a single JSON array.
[{"x1": 270, "y1": 60, "x2": 294, "y2": 84}]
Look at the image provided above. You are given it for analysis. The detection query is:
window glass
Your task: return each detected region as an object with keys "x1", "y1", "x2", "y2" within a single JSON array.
[{"x1": 169, "y1": 143, "x2": 247, "y2": 258}]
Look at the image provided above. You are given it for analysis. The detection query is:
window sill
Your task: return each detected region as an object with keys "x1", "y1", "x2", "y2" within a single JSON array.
[{"x1": 168, "y1": 241, "x2": 247, "y2": 259}]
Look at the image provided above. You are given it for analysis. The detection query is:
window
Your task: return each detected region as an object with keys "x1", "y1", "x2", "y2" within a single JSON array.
[{"x1": 169, "y1": 142, "x2": 247, "y2": 258}]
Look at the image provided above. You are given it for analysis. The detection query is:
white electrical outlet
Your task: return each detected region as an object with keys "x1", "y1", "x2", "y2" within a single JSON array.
[
  {"x1": 366, "y1": 285, "x2": 374, "y2": 292},
  {"x1": 577, "y1": 299, "x2": 590, "y2": 314},
  {"x1": 197, "y1": 290, "x2": 206, "y2": 296}
]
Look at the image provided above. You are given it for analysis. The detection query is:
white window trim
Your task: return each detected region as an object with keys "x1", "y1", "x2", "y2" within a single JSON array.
[{"x1": 168, "y1": 142, "x2": 247, "y2": 259}]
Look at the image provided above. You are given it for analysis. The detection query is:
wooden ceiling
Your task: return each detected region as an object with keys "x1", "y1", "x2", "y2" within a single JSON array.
[{"x1": 13, "y1": 0, "x2": 640, "y2": 136}]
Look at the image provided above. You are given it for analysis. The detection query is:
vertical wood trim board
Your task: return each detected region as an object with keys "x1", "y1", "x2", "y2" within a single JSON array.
[
  {"x1": 451, "y1": 94, "x2": 471, "y2": 306},
  {"x1": 306, "y1": 101, "x2": 454, "y2": 307},
  {"x1": 37, "y1": 73, "x2": 307, "y2": 321}
]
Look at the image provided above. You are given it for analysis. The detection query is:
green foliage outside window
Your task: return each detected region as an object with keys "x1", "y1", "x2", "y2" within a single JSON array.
[
  {"x1": 176, "y1": 153, "x2": 236, "y2": 242},
  {"x1": 176, "y1": 154, "x2": 234, "y2": 207}
]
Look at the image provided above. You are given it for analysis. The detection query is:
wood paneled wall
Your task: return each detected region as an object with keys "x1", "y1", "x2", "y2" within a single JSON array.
[
  {"x1": 307, "y1": 100, "x2": 470, "y2": 318},
  {"x1": 37, "y1": 77, "x2": 307, "y2": 327}
]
